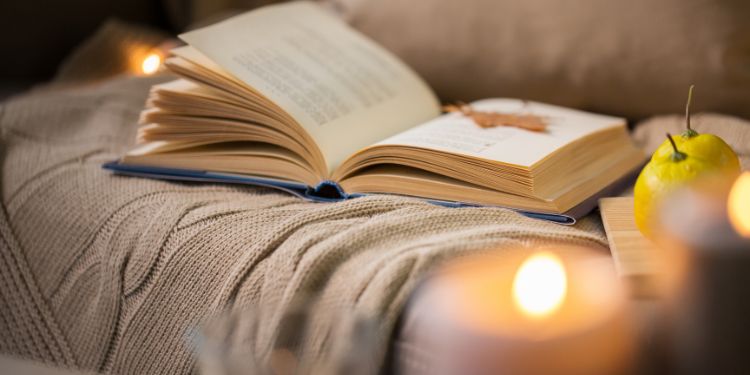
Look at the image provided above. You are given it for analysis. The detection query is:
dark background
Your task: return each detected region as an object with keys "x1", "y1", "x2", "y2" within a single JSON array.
[{"x1": 0, "y1": 0, "x2": 175, "y2": 96}]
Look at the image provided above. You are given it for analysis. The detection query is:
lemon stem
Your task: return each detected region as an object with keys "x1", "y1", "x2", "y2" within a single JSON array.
[
  {"x1": 667, "y1": 133, "x2": 687, "y2": 162},
  {"x1": 683, "y1": 85, "x2": 698, "y2": 138}
]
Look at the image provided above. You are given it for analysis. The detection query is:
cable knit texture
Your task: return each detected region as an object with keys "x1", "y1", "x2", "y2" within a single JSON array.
[{"x1": 0, "y1": 74, "x2": 616, "y2": 373}]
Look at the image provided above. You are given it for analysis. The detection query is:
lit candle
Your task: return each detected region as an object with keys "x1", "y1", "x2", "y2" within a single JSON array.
[
  {"x1": 396, "y1": 246, "x2": 636, "y2": 375},
  {"x1": 654, "y1": 173, "x2": 750, "y2": 375},
  {"x1": 656, "y1": 173, "x2": 750, "y2": 253},
  {"x1": 140, "y1": 52, "x2": 163, "y2": 75},
  {"x1": 512, "y1": 252, "x2": 567, "y2": 318},
  {"x1": 127, "y1": 46, "x2": 164, "y2": 76},
  {"x1": 728, "y1": 172, "x2": 750, "y2": 238},
  {"x1": 128, "y1": 39, "x2": 180, "y2": 76}
]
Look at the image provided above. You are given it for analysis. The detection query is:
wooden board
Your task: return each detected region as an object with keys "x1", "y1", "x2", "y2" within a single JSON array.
[{"x1": 599, "y1": 197, "x2": 660, "y2": 298}]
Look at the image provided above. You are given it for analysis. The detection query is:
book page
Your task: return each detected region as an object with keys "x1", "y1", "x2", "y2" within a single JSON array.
[
  {"x1": 375, "y1": 99, "x2": 626, "y2": 167},
  {"x1": 179, "y1": 1, "x2": 440, "y2": 173}
]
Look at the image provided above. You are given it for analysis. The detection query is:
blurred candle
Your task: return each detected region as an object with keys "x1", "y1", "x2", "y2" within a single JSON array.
[
  {"x1": 728, "y1": 172, "x2": 750, "y2": 237},
  {"x1": 129, "y1": 39, "x2": 180, "y2": 76},
  {"x1": 655, "y1": 174, "x2": 750, "y2": 375},
  {"x1": 397, "y1": 246, "x2": 636, "y2": 375},
  {"x1": 657, "y1": 174, "x2": 750, "y2": 253},
  {"x1": 140, "y1": 52, "x2": 162, "y2": 75},
  {"x1": 512, "y1": 252, "x2": 567, "y2": 318}
]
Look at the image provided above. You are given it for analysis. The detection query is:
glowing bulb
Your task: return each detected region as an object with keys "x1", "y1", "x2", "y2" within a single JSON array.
[
  {"x1": 512, "y1": 252, "x2": 567, "y2": 318},
  {"x1": 141, "y1": 53, "x2": 162, "y2": 75},
  {"x1": 728, "y1": 172, "x2": 750, "y2": 238}
]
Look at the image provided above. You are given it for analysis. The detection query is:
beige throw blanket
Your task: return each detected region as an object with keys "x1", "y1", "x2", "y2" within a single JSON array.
[
  {"x1": 0, "y1": 75, "x2": 613, "y2": 373},
  {"x1": 2, "y1": 61, "x2": 749, "y2": 373}
]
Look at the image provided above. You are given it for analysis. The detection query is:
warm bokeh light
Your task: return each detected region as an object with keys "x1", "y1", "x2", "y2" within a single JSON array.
[
  {"x1": 728, "y1": 172, "x2": 750, "y2": 238},
  {"x1": 141, "y1": 53, "x2": 162, "y2": 75},
  {"x1": 512, "y1": 252, "x2": 567, "y2": 318}
]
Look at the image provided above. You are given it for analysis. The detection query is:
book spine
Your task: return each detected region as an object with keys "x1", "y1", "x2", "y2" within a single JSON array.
[{"x1": 305, "y1": 180, "x2": 349, "y2": 202}]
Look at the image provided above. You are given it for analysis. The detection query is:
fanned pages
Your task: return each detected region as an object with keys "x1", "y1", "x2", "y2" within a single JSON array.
[{"x1": 109, "y1": 1, "x2": 645, "y2": 221}]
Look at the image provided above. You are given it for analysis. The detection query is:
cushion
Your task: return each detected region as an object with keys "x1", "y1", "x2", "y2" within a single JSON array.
[{"x1": 326, "y1": 0, "x2": 750, "y2": 120}]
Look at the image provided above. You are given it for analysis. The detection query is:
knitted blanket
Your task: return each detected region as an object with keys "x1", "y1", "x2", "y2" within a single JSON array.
[
  {"x1": 0, "y1": 75, "x2": 614, "y2": 373},
  {"x1": 3, "y1": 46, "x2": 749, "y2": 373}
]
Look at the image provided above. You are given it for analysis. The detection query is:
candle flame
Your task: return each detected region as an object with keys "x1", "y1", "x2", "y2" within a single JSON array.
[
  {"x1": 728, "y1": 172, "x2": 750, "y2": 238},
  {"x1": 512, "y1": 252, "x2": 567, "y2": 318},
  {"x1": 141, "y1": 53, "x2": 162, "y2": 75}
]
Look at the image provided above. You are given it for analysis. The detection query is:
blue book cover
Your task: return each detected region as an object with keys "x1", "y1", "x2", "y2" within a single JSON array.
[{"x1": 102, "y1": 161, "x2": 638, "y2": 225}]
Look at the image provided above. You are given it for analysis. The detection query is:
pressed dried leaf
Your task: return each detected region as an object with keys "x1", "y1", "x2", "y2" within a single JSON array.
[{"x1": 443, "y1": 102, "x2": 547, "y2": 132}]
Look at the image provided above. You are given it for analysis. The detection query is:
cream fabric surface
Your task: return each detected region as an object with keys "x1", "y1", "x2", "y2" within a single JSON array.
[{"x1": 0, "y1": 75, "x2": 611, "y2": 373}]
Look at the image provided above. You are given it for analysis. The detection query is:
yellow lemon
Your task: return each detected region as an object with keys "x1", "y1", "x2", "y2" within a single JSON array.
[
  {"x1": 652, "y1": 86, "x2": 741, "y2": 176},
  {"x1": 634, "y1": 134, "x2": 722, "y2": 237},
  {"x1": 652, "y1": 133, "x2": 740, "y2": 175},
  {"x1": 634, "y1": 85, "x2": 742, "y2": 238}
]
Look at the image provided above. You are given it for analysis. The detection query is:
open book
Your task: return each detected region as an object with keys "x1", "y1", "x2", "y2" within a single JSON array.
[{"x1": 104, "y1": 1, "x2": 644, "y2": 224}]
